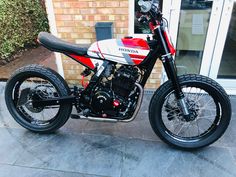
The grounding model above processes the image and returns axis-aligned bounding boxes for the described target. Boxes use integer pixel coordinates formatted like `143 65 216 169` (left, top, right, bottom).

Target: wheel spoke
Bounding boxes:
15 76 60 126
162 85 219 140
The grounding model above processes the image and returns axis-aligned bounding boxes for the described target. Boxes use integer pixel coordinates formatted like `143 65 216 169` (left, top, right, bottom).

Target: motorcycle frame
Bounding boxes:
75 22 183 97
33 21 186 119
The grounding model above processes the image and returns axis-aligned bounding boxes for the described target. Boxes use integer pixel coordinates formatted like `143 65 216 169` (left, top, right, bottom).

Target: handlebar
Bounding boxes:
137 1 175 55
137 0 163 27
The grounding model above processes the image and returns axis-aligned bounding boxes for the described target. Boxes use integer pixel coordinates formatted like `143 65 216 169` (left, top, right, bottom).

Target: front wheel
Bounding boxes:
149 74 231 150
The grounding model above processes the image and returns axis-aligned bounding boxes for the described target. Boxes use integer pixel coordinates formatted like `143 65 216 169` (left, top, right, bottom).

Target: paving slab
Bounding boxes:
0 163 104 177
163 146 236 177
121 139 236 177
13 130 124 177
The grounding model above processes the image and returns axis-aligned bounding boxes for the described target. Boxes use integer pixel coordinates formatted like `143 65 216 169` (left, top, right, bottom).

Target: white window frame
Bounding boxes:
208 0 236 94
45 0 64 78
167 0 224 79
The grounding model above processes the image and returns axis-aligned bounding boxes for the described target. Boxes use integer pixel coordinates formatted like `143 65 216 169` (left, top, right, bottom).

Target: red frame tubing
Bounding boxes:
69 54 95 70
163 31 176 55
81 75 89 88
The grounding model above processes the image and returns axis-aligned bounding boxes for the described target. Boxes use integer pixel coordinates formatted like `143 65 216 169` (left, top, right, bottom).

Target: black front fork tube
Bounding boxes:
156 25 191 120
162 55 190 119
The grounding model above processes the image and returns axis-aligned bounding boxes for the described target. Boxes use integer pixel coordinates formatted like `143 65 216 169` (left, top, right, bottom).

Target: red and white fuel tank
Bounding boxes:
87 38 150 65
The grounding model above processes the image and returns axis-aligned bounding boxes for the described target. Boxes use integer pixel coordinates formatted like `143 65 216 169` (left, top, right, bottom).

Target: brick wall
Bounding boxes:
52 0 162 88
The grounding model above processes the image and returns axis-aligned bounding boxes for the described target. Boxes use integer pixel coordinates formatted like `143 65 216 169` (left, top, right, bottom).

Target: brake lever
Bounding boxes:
138 15 149 24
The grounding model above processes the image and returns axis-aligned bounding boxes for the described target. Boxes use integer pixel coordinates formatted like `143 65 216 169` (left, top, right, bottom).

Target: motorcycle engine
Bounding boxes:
90 66 139 117
91 87 115 115
112 66 139 97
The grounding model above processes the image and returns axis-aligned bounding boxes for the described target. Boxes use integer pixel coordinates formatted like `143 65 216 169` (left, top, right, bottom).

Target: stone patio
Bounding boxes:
0 82 236 177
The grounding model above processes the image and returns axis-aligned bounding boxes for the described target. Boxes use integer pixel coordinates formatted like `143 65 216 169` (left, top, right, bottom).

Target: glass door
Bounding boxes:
209 0 236 94
168 0 224 76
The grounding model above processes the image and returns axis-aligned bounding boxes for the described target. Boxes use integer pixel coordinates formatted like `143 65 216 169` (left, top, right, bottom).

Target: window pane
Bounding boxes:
175 0 213 75
217 2 236 79
134 0 161 34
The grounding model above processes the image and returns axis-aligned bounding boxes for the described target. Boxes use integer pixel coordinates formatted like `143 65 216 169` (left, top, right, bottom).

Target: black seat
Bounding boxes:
38 32 88 56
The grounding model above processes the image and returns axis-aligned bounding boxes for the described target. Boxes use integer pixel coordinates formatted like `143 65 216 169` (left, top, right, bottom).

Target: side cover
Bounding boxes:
68 54 103 70
87 38 150 65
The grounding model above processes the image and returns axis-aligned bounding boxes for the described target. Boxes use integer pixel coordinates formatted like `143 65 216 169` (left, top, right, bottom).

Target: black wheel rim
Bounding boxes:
161 85 222 143
12 76 61 127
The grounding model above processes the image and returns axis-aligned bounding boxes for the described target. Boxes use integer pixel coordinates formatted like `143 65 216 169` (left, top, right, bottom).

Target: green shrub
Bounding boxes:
0 0 49 62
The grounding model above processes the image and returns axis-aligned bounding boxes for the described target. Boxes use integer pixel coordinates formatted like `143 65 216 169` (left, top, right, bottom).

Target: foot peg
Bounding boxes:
70 114 81 119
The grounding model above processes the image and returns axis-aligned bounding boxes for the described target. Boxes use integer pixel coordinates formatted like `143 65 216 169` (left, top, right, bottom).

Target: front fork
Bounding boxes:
156 24 190 119
162 54 190 119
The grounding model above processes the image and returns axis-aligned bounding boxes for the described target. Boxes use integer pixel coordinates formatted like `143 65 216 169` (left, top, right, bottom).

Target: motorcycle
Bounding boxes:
5 0 231 150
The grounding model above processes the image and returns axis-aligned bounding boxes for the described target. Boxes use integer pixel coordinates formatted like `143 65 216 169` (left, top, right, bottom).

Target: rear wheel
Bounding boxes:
149 74 231 150
5 65 72 133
